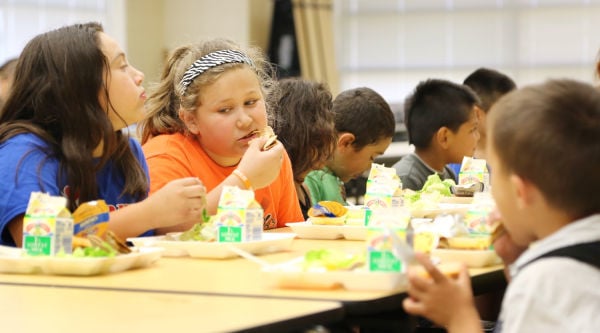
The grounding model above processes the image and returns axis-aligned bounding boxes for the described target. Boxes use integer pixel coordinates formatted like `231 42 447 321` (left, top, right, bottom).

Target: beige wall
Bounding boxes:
125 0 273 85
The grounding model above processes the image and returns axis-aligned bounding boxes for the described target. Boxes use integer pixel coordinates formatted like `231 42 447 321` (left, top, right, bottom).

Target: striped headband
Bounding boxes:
179 49 254 94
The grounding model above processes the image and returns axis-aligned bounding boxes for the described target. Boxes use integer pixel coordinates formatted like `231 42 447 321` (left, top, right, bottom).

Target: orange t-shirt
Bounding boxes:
142 132 303 229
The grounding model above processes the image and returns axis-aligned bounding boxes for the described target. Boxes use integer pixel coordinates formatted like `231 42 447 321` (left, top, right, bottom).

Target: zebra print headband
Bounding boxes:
179 49 254 94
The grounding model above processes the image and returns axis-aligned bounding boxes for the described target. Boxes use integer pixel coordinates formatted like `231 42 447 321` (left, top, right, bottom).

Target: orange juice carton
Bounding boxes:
345 205 372 226
365 207 410 272
22 192 73 256
73 200 109 238
215 186 263 242
363 163 402 209
458 156 490 190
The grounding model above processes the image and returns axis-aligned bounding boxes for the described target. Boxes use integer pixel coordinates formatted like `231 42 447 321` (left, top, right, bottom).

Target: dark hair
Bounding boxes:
0 22 147 211
332 87 395 149
269 78 335 182
489 79 600 218
139 39 276 144
404 79 480 149
463 68 516 112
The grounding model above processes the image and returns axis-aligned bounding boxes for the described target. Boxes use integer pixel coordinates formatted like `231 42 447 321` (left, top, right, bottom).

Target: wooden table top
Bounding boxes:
0 284 344 333
0 232 505 315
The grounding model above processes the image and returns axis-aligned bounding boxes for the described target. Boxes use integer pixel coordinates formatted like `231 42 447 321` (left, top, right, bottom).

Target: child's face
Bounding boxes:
98 32 146 130
446 107 480 163
188 67 267 166
330 136 392 182
488 136 535 246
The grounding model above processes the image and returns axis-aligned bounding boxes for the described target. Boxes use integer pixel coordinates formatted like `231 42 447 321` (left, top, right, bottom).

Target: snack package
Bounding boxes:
307 201 348 225
22 192 73 256
73 200 109 238
363 164 402 209
215 186 263 242
458 156 490 189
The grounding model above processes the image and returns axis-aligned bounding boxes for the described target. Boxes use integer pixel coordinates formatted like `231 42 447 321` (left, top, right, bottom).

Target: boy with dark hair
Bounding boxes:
304 87 395 205
393 79 480 190
463 67 516 160
403 79 600 333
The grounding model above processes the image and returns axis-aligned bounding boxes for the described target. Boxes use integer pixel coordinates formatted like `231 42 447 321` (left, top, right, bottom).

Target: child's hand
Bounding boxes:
148 177 207 228
403 253 481 332
237 137 284 189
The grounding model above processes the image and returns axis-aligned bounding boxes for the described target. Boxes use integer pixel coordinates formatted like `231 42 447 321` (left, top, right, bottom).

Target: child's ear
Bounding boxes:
337 133 356 150
179 108 200 134
436 127 451 148
510 174 537 209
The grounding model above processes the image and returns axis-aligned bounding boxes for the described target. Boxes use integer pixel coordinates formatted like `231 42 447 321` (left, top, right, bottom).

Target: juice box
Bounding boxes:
215 186 263 242
22 192 73 256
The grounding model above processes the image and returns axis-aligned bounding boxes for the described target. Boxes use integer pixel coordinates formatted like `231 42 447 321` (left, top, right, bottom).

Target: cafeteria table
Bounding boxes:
0 236 506 316
0 284 344 333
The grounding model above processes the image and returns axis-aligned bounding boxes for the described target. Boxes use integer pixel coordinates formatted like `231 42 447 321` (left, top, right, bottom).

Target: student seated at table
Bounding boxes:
448 68 517 177
0 23 206 247
304 87 395 205
393 79 480 190
268 78 336 219
403 79 600 333
139 39 303 232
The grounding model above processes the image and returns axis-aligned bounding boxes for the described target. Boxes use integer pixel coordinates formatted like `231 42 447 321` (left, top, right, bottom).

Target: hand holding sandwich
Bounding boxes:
236 127 284 190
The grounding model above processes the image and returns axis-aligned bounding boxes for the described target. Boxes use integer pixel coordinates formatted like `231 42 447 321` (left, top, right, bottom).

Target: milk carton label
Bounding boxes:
216 186 263 242
22 192 73 256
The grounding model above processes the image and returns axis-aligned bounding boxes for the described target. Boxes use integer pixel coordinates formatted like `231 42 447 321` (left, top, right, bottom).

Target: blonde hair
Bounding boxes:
139 38 276 144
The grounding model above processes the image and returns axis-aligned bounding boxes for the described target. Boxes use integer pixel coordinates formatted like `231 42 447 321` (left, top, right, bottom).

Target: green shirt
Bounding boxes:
304 167 347 205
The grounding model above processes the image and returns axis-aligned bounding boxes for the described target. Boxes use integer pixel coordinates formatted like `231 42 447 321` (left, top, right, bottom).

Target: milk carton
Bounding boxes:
22 192 73 256
458 156 490 190
363 164 401 209
365 207 410 272
215 186 263 242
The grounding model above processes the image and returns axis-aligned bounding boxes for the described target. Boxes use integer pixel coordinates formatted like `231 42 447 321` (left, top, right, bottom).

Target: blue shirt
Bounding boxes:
0 133 153 246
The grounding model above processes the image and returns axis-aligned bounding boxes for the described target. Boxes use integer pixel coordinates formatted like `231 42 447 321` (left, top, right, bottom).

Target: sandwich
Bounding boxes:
258 126 278 151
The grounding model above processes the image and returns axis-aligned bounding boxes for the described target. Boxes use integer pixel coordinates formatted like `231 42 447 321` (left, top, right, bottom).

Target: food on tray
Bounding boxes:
303 249 365 271
308 201 347 225
440 235 492 250
450 182 484 197
178 221 217 242
70 231 132 257
403 174 455 207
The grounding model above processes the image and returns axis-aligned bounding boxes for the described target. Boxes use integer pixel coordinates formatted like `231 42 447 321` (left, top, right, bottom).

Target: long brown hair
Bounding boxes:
0 22 147 211
268 78 335 183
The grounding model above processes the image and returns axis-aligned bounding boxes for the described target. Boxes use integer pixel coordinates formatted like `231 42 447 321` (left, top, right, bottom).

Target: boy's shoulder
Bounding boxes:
305 168 338 183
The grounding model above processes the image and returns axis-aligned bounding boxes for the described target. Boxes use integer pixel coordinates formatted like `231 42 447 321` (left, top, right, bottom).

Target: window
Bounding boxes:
334 0 600 104
0 0 124 63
